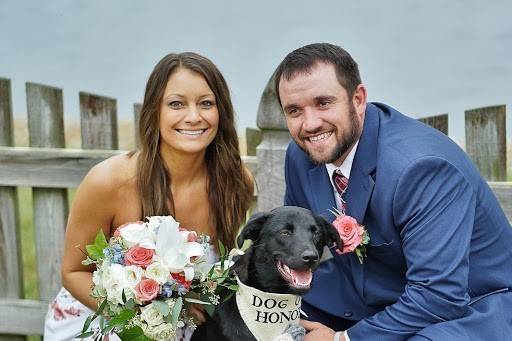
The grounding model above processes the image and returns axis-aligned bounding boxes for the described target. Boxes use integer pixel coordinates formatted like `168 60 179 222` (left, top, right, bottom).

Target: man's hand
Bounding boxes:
189 304 206 325
300 319 343 341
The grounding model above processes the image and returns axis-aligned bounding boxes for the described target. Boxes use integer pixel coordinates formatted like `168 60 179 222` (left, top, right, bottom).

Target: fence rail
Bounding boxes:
0 76 511 338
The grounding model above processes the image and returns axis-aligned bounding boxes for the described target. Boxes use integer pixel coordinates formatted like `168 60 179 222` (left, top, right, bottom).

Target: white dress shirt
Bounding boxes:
325 140 359 211
325 141 359 341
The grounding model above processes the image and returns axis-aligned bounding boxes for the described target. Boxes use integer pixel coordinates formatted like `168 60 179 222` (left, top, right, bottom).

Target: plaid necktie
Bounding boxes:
332 169 349 211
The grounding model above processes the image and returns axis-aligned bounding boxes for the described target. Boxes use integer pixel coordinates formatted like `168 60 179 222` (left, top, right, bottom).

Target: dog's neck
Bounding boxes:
235 274 302 341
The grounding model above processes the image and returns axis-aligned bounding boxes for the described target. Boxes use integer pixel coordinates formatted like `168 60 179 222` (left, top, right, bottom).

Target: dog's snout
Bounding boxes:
302 250 319 263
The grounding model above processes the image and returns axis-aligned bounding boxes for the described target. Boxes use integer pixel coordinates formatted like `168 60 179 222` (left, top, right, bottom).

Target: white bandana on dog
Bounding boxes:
235 276 302 341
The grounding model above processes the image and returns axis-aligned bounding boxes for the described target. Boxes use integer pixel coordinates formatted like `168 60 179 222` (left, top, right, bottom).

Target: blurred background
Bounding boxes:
1 0 511 150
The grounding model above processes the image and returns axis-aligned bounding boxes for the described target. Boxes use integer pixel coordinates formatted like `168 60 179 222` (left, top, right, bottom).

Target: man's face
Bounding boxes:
279 62 366 166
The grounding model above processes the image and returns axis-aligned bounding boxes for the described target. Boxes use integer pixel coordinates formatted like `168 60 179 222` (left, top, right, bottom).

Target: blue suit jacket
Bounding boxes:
284 103 512 340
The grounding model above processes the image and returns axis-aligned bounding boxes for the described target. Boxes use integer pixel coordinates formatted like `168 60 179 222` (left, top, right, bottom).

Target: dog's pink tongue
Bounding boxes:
290 269 313 285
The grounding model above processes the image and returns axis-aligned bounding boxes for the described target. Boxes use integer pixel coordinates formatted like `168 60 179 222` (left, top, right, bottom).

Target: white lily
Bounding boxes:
155 216 205 281
119 222 157 249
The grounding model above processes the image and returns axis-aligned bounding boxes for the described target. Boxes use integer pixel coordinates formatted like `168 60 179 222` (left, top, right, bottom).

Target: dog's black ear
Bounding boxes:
315 215 343 252
237 211 271 248
230 247 253 282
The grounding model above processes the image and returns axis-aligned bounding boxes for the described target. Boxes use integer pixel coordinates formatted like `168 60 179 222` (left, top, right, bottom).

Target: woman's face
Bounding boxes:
159 67 219 156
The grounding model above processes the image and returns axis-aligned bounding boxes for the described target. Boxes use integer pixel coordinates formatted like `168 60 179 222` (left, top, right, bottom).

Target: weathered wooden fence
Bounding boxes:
0 73 511 338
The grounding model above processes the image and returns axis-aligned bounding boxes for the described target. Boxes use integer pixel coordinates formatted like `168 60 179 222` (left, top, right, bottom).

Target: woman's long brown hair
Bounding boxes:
134 52 253 249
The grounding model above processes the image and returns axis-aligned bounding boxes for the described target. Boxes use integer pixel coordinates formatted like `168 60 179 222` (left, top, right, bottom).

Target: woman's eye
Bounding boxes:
169 101 183 109
201 100 215 108
280 230 291 237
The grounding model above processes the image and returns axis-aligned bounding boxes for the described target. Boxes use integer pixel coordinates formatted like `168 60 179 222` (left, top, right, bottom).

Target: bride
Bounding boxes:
44 52 254 340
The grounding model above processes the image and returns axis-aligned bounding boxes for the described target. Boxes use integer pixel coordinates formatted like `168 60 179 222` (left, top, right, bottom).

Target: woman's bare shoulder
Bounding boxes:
81 152 138 195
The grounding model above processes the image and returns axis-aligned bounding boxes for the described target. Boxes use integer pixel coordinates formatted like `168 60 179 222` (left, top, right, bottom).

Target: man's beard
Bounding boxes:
298 104 360 166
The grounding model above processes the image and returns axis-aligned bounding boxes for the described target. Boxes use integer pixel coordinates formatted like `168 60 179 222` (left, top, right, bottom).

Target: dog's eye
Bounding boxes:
279 230 291 237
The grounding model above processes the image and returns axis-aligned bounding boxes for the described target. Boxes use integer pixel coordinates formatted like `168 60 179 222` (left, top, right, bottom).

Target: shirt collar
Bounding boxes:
325 140 359 182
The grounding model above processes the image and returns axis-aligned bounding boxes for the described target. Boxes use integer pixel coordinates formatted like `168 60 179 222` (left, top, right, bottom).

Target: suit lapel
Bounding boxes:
344 103 380 299
308 165 337 221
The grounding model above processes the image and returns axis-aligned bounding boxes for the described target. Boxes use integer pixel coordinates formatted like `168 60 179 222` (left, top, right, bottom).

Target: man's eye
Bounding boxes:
169 101 183 109
287 109 300 117
279 230 291 237
318 101 330 107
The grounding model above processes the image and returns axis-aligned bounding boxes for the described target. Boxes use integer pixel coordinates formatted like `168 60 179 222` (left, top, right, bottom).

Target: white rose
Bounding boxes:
102 263 137 305
102 263 126 291
145 322 174 339
145 262 170 284
123 265 144 286
120 222 157 249
140 303 165 327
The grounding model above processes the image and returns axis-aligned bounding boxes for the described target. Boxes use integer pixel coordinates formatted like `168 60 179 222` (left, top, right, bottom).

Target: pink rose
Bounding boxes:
114 221 144 237
135 278 159 302
124 246 154 268
332 215 363 254
187 231 198 243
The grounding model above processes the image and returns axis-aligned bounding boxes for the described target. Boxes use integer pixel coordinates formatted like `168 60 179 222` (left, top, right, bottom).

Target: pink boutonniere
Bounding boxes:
330 208 370 264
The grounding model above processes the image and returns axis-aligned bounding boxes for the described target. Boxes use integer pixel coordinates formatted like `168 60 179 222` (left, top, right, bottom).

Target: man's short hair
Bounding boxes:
274 43 362 104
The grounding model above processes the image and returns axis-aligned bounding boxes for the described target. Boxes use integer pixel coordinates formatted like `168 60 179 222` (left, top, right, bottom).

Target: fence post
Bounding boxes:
246 127 263 156
79 92 118 150
465 105 507 181
418 113 448 135
134 103 142 148
26 82 68 303
0 78 24 341
255 72 291 212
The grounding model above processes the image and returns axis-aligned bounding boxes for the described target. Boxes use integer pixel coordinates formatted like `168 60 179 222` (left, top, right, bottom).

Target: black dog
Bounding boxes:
191 206 342 341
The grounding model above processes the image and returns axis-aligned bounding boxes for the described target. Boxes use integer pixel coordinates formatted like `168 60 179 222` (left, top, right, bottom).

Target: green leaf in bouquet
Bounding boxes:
204 303 215 317
163 312 173 324
117 326 150 341
86 245 104 261
81 312 101 334
75 331 95 338
171 296 183 328
153 300 170 316
101 323 115 335
96 298 108 316
94 229 109 249
124 298 135 311
218 240 226 258
108 309 136 327
184 297 212 305
122 289 127 303
225 284 239 291
81 257 95 266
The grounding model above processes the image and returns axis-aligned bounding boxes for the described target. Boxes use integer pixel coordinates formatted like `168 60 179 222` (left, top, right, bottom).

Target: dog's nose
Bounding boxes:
302 250 319 263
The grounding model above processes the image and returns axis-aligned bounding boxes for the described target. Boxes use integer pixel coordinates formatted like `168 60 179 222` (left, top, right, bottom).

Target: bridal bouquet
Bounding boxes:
78 216 241 341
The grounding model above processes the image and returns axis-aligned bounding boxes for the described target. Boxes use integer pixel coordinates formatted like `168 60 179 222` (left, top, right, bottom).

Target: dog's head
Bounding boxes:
234 206 342 295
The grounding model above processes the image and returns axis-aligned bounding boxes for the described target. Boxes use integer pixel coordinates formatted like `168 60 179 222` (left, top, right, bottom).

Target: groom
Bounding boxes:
276 43 512 340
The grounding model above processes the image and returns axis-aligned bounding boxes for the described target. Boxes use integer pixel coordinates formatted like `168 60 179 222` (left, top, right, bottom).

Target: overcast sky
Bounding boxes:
1 0 511 144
